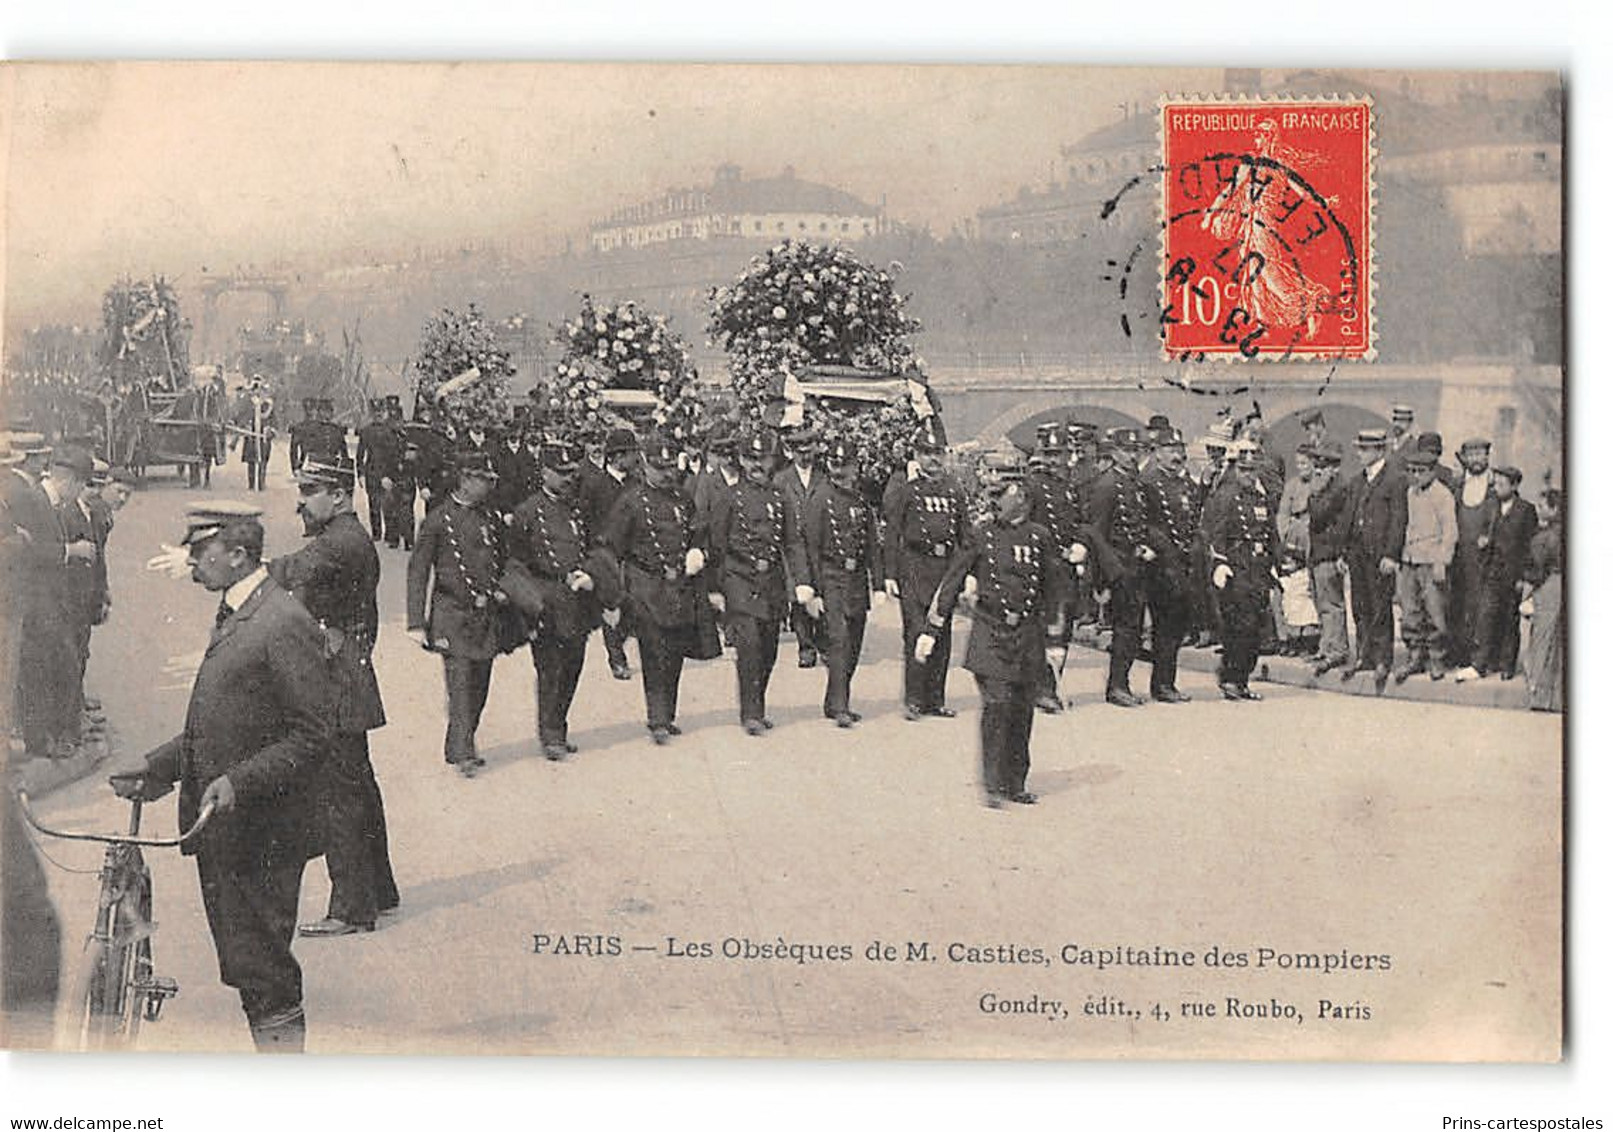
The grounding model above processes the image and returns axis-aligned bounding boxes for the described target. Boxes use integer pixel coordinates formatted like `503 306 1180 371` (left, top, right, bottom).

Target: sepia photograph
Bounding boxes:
0 9 1590 1126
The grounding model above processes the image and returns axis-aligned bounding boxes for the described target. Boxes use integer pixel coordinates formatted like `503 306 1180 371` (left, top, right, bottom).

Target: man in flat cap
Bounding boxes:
709 427 811 735
407 451 509 776
1449 437 1497 670
1395 448 1457 682
883 419 969 721
1456 466 1536 682
112 502 331 1051
1299 406 1328 449
1087 427 1153 707
1342 428 1407 693
1386 403 1417 473
273 456 399 936
603 431 709 745
509 433 623 760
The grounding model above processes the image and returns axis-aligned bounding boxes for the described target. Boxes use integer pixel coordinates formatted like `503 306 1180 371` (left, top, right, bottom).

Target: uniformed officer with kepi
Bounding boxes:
508 433 624 760
882 419 969 721
602 430 708 745
917 448 1069 807
706 427 811 736
272 455 400 935
802 438 882 727
1202 440 1280 700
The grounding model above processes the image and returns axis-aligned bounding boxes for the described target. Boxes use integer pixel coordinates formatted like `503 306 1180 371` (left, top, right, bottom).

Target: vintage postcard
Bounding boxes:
0 62 1562 1065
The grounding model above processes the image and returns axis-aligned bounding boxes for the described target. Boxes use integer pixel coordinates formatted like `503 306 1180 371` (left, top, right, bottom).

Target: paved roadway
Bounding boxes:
26 453 1561 1061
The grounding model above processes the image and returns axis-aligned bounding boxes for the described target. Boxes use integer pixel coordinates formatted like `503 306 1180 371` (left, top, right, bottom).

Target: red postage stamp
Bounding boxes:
1159 96 1374 360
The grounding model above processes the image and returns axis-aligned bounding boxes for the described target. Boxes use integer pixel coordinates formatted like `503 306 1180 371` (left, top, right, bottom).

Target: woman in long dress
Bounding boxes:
1522 488 1563 712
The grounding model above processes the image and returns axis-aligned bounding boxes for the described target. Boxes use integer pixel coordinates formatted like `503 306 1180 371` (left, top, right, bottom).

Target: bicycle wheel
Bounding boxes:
55 937 115 1051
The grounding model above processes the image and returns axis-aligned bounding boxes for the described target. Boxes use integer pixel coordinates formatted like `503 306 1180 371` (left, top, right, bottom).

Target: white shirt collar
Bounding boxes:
608 466 626 484
40 477 64 506
1364 458 1385 481
721 467 740 486
223 565 270 613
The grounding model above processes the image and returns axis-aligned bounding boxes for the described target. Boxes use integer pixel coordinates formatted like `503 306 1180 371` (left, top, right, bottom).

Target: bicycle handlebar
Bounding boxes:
13 790 216 848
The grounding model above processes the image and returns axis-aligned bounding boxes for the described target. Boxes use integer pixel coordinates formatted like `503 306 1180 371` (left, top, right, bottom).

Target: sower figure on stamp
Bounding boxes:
509 433 623 761
802 438 882 728
272 455 400 938
1140 427 1201 704
1203 442 1280 701
1341 428 1407 694
775 424 828 670
917 448 1068 809
112 502 331 1052
603 431 708 746
882 419 968 722
581 427 640 681
1087 427 1154 707
406 451 508 778
707 428 812 736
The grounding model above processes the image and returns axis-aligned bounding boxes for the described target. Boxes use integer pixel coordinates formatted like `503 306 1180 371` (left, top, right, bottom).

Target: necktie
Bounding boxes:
214 601 233 631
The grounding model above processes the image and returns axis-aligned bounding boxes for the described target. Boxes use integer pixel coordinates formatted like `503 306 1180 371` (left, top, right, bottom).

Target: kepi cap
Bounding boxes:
181 500 264 547
295 455 357 492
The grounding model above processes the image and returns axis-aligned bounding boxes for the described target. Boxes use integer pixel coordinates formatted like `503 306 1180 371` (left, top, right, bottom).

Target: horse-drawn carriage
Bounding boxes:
100 374 227 482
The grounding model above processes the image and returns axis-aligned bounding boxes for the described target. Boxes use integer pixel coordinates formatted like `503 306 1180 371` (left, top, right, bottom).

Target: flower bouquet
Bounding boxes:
99 276 191 394
411 304 515 435
708 240 936 491
541 294 705 437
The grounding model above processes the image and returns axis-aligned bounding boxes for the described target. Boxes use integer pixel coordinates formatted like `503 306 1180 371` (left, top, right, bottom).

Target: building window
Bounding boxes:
755 221 763 232
798 221 807 231
819 221 828 231
840 222 849 232
777 222 785 231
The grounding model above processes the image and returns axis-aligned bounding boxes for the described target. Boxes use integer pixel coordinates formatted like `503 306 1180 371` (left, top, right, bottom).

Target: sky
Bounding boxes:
3 62 1219 323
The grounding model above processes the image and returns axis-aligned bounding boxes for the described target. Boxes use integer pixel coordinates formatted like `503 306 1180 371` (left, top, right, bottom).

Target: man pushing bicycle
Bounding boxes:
112 501 332 1053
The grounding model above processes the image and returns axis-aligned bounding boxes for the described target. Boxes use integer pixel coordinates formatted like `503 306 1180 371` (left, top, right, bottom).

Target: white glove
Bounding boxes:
884 578 900 599
145 543 192 578
684 548 706 576
1045 646 1067 671
806 596 825 619
1065 543 1088 565
380 476 394 491
420 487 433 502
1213 563 1233 590
708 592 726 613
914 633 936 662
961 574 979 606
794 584 816 606
1138 545 1157 563
567 570 594 593
1519 596 1535 618
602 607 622 628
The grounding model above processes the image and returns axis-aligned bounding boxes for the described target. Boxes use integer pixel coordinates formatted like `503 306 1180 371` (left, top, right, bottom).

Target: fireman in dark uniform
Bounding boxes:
509 433 623 761
918 447 1069 808
802 438 881 728
582 428 640 681
1024 423 1082 712
305 399 347 465
288 398 317 472
1140 427 1201 703
706 428 811 736
602 431 708 745
1202 441 1280 700
272 455 400 936
355 398 400 543
775 424 828 669
491 410 540 520
406 451 508 776
1087 427 1153 707
882 419 969 721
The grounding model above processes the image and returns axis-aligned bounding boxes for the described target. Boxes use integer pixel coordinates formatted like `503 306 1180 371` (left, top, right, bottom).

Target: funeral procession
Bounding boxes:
0 65 1561 1061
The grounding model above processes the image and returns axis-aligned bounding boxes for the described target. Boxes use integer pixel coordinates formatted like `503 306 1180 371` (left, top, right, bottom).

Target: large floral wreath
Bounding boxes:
542 294 705 437
708 240 932 490
412 304 515 434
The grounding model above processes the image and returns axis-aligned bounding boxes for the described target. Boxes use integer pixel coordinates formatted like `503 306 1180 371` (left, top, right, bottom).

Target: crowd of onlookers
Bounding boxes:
2 432 133 765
